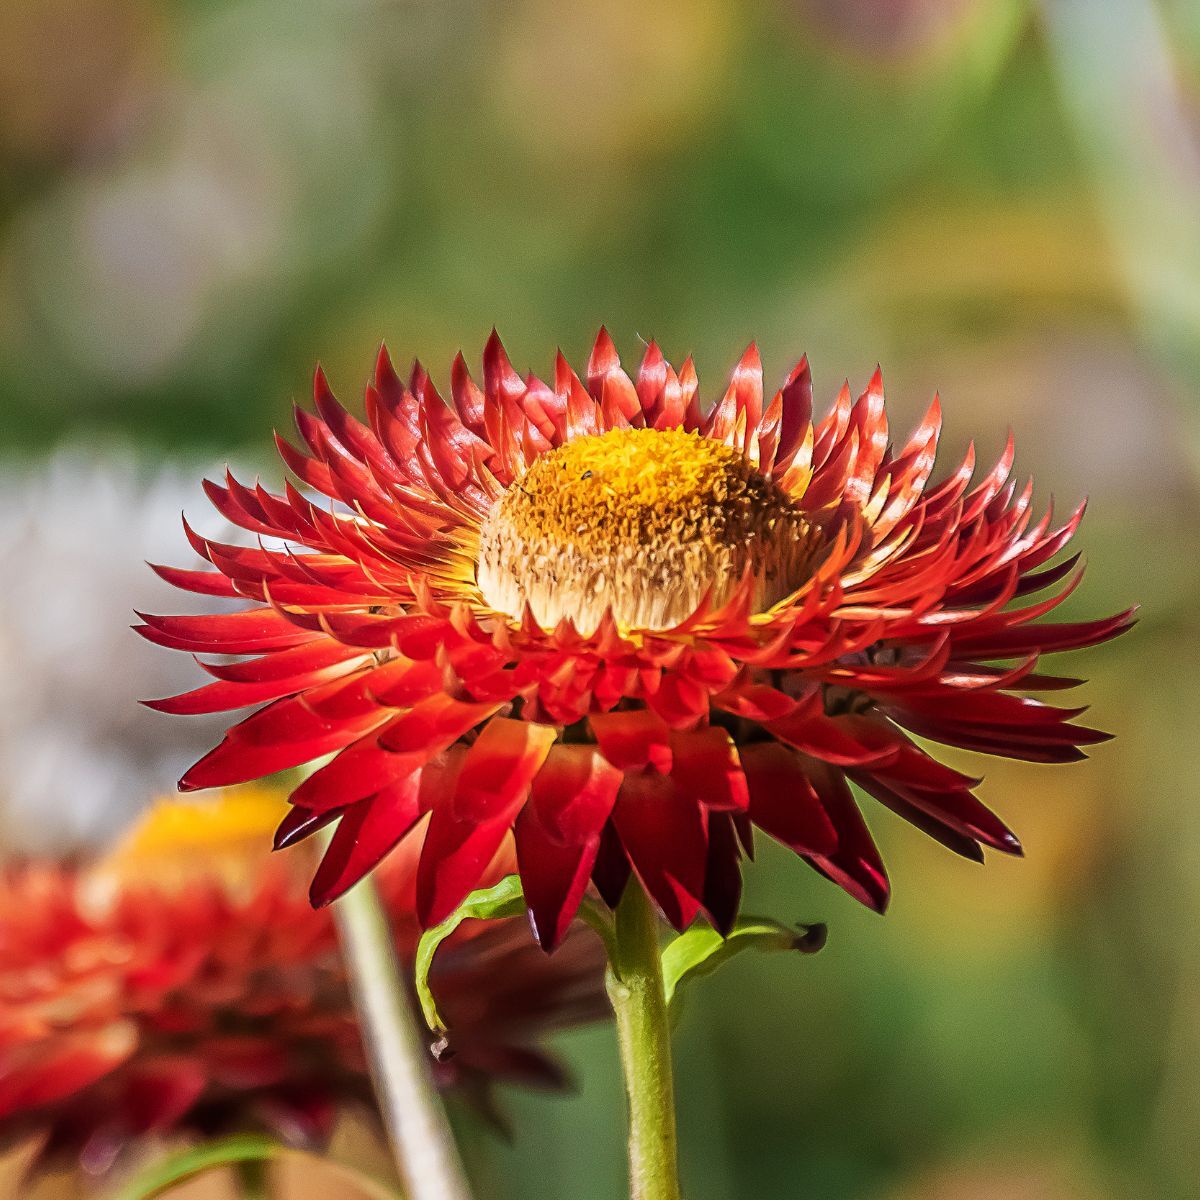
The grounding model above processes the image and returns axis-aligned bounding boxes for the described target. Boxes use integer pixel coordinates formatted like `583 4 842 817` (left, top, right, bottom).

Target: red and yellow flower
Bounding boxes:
141 331 1132 948
0 789 606 1171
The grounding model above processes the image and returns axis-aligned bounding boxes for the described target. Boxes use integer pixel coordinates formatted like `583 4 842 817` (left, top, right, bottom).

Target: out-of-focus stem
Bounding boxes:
333 876 474 1200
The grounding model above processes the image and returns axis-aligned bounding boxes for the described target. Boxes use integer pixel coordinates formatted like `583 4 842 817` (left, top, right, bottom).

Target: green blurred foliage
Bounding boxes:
2 0 1199 1197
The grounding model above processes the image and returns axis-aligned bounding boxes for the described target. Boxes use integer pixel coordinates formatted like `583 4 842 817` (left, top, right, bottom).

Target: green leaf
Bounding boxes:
109 1134 278 1200
415 874 527 1035
108 1134 403 1200
661 917 827 1008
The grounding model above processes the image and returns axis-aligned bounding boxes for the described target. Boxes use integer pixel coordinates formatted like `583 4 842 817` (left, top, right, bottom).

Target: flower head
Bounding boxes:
141 331 1132 947
0 789 607 1172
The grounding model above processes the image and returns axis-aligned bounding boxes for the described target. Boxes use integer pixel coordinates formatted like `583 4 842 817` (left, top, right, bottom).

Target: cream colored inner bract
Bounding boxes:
476 427 819 631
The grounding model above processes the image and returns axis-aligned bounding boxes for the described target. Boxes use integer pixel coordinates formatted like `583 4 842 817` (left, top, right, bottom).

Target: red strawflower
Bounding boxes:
141 331 1132 948
0 791 607 1173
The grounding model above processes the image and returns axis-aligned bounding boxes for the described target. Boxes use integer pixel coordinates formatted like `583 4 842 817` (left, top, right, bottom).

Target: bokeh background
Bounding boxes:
2 0 1198 1197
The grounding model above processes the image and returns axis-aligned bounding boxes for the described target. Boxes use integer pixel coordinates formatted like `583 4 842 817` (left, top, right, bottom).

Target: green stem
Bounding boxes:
606 882 683 1200
333 875 474 1200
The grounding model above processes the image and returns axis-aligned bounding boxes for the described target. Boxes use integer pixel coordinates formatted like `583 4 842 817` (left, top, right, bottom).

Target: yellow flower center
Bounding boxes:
89 786 293 897
476 427 819 630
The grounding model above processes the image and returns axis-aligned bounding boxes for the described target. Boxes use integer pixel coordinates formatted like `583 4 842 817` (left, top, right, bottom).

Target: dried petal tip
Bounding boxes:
794 923 828 953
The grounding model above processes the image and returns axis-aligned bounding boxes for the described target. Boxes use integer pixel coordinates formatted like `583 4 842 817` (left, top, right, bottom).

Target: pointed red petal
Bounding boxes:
310 778 424 906
702 812 743 936
450 718 557 822
590 709 672 773
740 742 838 856
803 760 890 913
415 719 555 925
669 727 749 810
515 806 600 952
611 774 708 931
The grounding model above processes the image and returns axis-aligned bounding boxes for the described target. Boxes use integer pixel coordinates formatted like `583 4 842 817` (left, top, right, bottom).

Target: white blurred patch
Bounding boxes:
0 446 237 857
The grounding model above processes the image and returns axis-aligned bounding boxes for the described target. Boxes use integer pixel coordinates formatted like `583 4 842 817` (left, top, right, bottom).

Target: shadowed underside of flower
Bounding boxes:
139 331 1133 949
0 794 607 1172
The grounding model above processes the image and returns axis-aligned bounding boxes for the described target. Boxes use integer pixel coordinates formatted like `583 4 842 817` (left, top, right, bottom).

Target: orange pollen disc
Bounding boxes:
476 427 821 630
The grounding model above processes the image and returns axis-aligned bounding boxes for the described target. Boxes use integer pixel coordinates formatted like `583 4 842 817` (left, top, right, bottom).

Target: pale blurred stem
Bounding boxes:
333 875 474 1200
235 1158 269 1200
606 882 683 1200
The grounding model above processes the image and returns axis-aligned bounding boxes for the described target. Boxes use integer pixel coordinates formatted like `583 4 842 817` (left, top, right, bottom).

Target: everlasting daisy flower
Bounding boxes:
141 331 1132 949
0 789 607 1174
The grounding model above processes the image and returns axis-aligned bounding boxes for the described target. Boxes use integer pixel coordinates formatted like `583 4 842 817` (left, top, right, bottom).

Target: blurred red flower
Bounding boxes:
0 790 607 1174
142 331 1132 947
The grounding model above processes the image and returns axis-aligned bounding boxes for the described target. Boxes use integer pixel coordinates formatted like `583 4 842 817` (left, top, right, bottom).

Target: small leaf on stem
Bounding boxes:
414 875 527 1035
661 917 827 1008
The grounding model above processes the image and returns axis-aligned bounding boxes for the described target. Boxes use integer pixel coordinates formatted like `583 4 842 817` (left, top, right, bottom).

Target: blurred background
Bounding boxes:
1 0 1197 1196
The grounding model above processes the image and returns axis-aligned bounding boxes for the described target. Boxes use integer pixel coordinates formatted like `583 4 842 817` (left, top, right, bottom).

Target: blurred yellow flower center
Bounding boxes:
477 427 819 630
91 786 292 897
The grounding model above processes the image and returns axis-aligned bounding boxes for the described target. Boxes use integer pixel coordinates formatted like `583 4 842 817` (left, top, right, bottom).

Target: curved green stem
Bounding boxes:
333 876 474 1200
606 883 683 1200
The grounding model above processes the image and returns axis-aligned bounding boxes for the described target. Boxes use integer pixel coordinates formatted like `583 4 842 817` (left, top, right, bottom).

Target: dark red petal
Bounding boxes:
740 742 838 857
309 778 424 907
825 715 980 792
590 709 672 773
528 745 623 844
449 718 557 822
702 812 744 936
767 709 901 769
877 777 1019 854
669 727 749 810
611 774 708 932
948 609 1136 658
118 1059 208 1134
774 354 813 470
514 807 600 952
591 822 631 909
802 760 890 913
273 805 340 850
257 1088 338 1146
852 776 984 862
732 810 756 860
891 690 1088 728
890 711 1103 764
